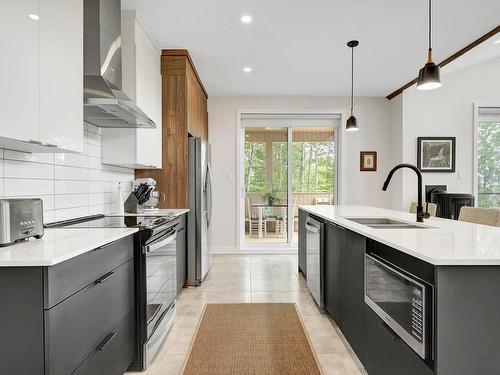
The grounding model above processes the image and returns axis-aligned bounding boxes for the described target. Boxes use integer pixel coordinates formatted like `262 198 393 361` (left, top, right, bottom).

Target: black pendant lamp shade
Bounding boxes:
417 0 441 90
346 40 359 131
346 115 358 131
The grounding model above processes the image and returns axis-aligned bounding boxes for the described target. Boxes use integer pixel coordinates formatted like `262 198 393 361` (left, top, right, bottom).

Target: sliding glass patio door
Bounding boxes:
240 113 339 249
244 126 289 244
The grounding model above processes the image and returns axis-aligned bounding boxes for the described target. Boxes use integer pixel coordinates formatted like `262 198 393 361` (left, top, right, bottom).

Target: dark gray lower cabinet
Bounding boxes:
323 223 366 363
45 260 134 375
176 214 187 293
324 223 344 324
0 235 135 375
73 311 135 375
298 209 307 277
365 308 433 375
0 267 45 375
340 228 366 362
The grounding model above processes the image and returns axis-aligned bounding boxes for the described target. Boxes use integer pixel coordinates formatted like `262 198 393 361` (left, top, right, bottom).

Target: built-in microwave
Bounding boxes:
364 253 433 360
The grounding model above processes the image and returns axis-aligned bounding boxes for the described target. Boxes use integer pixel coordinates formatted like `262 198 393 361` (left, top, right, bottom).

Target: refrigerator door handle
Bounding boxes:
206 163 213 226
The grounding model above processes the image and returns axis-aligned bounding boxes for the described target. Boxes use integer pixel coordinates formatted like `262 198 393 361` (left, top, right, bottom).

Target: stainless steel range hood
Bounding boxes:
84 0 156 128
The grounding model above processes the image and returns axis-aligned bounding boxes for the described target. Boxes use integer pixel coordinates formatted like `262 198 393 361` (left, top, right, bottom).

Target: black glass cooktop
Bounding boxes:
45 214 175 229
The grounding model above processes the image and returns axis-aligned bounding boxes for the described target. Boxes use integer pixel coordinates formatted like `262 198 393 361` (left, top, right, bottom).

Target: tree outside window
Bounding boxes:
478 122 500 208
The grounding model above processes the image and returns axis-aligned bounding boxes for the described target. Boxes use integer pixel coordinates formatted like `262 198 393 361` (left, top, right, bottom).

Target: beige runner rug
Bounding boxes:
181 303 322 375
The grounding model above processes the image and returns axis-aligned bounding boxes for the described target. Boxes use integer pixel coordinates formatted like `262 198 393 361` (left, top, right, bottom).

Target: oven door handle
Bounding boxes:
144 231 177 253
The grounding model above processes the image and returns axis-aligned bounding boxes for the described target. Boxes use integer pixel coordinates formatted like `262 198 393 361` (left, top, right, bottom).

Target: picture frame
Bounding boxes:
417 137 456 173
360 151 377 171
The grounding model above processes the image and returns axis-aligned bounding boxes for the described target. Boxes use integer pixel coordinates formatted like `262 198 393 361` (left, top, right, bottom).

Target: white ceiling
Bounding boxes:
123 0 500 97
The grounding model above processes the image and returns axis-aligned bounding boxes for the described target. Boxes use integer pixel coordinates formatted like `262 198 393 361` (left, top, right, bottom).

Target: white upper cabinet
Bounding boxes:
39 0 83 152
0 0 40 145
102 11 162 169
0 0 83 153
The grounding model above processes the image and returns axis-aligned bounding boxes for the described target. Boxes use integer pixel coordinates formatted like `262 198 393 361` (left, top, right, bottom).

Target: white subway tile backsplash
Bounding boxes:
54 206 90 222
86 144 101 158
89 181 113 193
88 204 106 216
4 159 54 179
55 180 90 195
88 192 110 206
0 128 135 223
44 210 55 223
4 179 55 196
89 168 133 182
88 156 104 170
85 131 101 146
3 150 54 164
55 193 89 210
55 165 88 181
54 152 89 168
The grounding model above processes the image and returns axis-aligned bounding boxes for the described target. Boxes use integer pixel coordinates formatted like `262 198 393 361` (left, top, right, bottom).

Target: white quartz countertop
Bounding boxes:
111 208 190 217
0 228 138 267
299 205 500 266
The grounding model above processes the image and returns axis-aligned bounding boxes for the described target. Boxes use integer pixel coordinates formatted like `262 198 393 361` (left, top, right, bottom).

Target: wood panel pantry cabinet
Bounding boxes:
0 0 84 154
101 11 162 169
135 49 208 208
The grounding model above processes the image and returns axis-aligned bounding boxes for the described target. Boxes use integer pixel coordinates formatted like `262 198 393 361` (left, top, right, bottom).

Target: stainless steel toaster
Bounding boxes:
0 199 44 246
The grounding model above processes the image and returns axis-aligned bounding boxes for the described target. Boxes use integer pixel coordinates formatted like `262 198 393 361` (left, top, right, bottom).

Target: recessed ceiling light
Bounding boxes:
28 14 39 21
241 15 252 24
243 66 252 73
494 39 500 45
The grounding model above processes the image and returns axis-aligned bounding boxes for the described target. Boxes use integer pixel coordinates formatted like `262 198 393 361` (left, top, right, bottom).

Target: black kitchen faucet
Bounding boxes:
382 163 430 223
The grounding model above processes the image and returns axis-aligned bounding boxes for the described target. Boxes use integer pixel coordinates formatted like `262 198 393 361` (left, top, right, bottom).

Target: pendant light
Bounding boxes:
346 40 359 131
417 0 441 90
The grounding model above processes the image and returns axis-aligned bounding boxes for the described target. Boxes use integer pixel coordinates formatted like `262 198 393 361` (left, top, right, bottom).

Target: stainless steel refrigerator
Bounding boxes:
187 137 213 286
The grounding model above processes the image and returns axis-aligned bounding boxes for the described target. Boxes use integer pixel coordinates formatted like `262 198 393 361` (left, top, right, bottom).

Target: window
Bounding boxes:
477 108 500 208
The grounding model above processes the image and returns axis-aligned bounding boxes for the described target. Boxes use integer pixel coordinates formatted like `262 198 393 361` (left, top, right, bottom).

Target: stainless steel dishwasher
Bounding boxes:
306 216 324 308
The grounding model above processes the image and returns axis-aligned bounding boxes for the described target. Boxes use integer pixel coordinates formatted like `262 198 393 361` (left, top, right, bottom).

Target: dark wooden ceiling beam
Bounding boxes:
386 25 500 100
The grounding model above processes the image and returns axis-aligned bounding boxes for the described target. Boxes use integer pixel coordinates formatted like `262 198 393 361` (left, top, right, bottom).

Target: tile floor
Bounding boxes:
127 254 365 375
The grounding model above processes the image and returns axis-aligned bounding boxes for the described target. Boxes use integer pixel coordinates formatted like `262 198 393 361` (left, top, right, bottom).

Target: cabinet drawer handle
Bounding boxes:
45 143 58 147
96 332 116 351
27 139 43 145
94 271 116 284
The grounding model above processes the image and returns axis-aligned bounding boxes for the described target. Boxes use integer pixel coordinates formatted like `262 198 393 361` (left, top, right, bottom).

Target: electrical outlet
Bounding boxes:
457 171 463 180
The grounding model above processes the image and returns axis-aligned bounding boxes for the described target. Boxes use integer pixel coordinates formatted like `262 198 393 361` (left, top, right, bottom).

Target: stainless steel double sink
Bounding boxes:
344 217 433 229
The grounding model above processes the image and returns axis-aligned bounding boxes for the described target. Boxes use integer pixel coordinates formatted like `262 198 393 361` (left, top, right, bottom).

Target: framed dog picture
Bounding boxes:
417 137 456 173
360 151 377 171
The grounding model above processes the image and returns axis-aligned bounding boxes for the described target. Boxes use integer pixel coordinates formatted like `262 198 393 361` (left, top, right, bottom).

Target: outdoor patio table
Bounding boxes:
251 203 288 238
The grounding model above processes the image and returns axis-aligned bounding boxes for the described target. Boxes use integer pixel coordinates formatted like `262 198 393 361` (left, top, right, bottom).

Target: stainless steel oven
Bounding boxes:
364 253 432 360
142 222 178 367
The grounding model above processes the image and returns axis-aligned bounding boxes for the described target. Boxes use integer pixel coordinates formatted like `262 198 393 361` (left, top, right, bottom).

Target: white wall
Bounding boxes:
387 95 404 210
397 57 500 210
208 96 392 252
0 123 134 223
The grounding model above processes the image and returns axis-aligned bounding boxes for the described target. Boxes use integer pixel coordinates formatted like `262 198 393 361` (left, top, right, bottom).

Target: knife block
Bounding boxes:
124 193 144 214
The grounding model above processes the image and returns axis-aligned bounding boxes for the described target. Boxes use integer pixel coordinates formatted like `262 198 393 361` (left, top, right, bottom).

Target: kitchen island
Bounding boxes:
299 205 500 375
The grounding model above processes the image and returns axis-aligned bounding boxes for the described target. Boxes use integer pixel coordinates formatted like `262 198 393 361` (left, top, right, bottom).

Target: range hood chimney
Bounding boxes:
83 0 156 128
